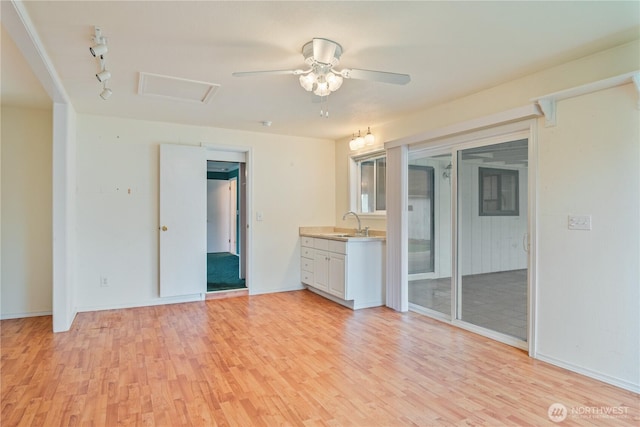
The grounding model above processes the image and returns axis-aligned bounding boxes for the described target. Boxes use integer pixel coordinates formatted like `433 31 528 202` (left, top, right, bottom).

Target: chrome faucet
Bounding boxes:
342 211 368 236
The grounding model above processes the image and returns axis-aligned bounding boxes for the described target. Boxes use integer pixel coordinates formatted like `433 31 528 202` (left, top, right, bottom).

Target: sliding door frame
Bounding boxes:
406 119 538 354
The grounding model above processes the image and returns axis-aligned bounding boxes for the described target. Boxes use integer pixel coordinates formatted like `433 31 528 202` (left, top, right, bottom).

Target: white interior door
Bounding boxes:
159 144 206 297
229 177 237 255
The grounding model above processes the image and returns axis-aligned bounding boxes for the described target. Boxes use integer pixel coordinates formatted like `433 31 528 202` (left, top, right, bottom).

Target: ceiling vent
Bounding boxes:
138 72 219 104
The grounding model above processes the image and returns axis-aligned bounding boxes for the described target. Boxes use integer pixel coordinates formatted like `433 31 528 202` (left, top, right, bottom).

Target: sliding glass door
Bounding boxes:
457 139 529 341
407 135 530 347
408 152 452 317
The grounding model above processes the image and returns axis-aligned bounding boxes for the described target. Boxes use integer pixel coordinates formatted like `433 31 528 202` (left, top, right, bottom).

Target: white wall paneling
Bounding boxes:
458 162 528 275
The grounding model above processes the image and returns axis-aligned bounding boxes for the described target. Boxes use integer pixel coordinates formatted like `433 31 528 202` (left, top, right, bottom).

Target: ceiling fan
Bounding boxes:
232 38 411 98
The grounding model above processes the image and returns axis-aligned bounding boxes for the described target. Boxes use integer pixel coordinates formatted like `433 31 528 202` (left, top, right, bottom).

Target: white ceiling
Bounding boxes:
2 1 639 140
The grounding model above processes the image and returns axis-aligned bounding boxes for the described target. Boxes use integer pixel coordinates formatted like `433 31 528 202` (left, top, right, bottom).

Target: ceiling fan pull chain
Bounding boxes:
319 96 329 118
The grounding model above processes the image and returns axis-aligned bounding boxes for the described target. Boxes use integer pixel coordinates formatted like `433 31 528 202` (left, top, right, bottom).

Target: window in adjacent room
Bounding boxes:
479 167 519 216
352 153 386 214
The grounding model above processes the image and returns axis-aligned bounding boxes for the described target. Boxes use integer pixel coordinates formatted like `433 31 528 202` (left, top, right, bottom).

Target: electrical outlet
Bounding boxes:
100 275 109 287
568 215 592 231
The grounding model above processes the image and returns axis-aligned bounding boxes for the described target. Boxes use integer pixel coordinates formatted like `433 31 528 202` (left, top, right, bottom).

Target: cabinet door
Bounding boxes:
313 250 329 291
328 253 346 299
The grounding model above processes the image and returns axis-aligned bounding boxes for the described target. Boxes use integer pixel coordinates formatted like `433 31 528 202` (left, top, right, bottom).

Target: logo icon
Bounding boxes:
548 403 568 423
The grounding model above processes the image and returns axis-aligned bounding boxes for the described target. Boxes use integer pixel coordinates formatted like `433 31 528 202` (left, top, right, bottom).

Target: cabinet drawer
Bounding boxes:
301 271 314 285
301 257 313 272
301 236 314 247
301 246 314 258
328 240 346 254
314 238 329 250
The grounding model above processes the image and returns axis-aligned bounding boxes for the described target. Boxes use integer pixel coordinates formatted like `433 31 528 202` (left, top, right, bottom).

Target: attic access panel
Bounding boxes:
138 72 219 104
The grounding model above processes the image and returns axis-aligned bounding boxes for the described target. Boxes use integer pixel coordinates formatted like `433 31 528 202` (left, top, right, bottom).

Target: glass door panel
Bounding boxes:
408 152 452 316
457 139 528 340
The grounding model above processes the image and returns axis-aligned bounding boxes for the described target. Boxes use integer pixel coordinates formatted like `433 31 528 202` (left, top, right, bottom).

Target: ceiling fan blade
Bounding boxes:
340 68 411 85
232 69 304 77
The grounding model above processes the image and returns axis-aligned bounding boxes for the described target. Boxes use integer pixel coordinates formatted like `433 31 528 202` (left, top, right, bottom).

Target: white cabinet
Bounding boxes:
327 252 346 298
300 237 314 285
300 236 385 309
312 239 346 299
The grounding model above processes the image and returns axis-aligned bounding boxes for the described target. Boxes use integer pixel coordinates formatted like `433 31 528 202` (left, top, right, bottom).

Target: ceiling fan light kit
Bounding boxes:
233 38 410 114
90 26 112 100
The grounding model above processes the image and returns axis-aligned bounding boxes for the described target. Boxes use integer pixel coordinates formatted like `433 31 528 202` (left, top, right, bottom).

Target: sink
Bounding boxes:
322 233 362 238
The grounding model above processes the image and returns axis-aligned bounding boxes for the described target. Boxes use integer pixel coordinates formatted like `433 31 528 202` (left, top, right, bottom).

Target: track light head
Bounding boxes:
100 87 113 100
90 43 108 57
96 70 111 83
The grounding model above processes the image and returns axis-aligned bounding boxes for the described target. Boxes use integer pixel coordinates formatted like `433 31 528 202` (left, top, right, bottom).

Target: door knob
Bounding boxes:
161 226 168 231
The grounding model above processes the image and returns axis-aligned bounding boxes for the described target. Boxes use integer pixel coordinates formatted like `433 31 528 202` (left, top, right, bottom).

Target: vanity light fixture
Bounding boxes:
349 128 375 151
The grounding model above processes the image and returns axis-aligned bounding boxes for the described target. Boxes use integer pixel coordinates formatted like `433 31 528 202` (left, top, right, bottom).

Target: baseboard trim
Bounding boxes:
76 294 205 313
249 284 304 296
0 310 52 320
535 352 640 394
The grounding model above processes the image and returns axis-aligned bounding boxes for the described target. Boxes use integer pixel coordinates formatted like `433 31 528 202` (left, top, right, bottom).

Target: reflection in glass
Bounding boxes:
407 153 451 316
458 139 528 340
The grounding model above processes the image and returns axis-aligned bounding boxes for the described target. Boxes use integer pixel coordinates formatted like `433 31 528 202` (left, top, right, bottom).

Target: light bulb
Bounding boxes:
364 127 375 146
349 135 358 151
299 73 315 91
326 72 343 91
355 130 365 149
314 81 330 97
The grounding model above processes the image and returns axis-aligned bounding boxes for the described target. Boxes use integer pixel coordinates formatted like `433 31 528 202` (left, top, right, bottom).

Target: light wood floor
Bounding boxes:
2 291 638 426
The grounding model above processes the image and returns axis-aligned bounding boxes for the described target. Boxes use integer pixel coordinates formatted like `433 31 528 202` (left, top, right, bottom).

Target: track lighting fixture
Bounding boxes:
89 26 113 99
100 86 113 100
90 43 108 58
96 70 111 83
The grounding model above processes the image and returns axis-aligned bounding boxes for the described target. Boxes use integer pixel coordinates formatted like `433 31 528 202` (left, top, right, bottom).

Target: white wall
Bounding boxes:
0 105 53 318
52 102 78 332
207 179 230 253
74 115 335 311
536 84 639 391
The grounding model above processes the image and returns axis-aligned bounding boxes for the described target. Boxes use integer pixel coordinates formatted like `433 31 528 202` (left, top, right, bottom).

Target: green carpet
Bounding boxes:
207 252 246 292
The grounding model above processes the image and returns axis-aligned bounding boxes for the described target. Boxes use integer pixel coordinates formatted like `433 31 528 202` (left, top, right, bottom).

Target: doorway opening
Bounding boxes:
207 160 246 292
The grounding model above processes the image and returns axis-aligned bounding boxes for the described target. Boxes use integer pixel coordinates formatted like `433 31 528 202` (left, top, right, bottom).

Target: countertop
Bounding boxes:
299 226 386 242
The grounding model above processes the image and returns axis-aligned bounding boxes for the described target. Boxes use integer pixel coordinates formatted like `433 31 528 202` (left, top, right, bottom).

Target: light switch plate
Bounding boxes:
256 211 264 221
568 215 591 230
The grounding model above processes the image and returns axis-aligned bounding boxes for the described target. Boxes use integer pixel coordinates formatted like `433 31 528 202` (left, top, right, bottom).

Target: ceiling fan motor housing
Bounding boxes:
302 38 343 67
